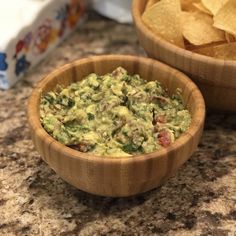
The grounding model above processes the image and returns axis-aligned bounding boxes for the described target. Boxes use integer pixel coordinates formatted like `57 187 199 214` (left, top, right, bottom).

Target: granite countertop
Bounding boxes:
0 13 236 236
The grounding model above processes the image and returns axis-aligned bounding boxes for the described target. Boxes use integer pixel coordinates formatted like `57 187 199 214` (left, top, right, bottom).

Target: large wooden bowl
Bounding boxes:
28 55 205 197
132 0 236 112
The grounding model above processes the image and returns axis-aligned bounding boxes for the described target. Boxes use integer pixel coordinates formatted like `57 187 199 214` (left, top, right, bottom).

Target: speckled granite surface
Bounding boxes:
0 13 235 236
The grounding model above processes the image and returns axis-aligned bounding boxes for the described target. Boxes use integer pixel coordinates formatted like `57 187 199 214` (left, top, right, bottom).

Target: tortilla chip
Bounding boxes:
225 32 236 43
193 2 212 15
145 0 160 10
181 0 198 11
142 0 184 48
185 41 226 51
213 0 236 36
192 42 236 60
182 11 225 45
201 0 228 15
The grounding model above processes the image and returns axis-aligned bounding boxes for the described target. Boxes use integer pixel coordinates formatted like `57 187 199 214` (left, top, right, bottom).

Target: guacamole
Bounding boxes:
40 67 191 157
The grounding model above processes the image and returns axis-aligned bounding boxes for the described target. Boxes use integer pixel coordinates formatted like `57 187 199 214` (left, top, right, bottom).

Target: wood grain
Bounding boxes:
132 0 236 112
27 55 205 197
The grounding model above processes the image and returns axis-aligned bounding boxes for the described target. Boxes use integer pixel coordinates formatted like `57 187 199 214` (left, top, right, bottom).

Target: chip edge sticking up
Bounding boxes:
213 0 236 37
142 0 184 48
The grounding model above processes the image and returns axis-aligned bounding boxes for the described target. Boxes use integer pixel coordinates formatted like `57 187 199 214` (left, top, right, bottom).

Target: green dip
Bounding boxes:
40 67 191 157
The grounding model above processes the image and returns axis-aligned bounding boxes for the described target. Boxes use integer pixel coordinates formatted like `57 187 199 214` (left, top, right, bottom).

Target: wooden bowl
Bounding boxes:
132 0 236 112
28 55 205 197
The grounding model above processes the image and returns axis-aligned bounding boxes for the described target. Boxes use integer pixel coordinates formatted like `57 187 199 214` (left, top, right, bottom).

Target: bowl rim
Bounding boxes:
132 0 236 68
28 54 205 165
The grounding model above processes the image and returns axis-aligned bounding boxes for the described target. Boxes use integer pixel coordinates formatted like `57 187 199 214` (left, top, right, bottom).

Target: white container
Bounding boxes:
92 0 132 23
0 0 86 89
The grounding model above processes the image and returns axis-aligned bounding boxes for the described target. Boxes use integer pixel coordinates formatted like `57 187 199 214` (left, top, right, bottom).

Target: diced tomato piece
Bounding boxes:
158 130 171 147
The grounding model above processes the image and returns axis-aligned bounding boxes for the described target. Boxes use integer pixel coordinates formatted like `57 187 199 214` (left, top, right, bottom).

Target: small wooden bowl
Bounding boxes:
28 55 205 197
132 0 236 112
